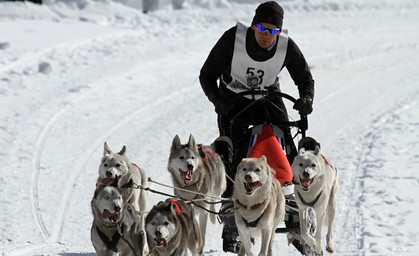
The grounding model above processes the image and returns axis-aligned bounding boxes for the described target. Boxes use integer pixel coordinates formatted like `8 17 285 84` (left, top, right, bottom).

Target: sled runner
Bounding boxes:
213 85 317 255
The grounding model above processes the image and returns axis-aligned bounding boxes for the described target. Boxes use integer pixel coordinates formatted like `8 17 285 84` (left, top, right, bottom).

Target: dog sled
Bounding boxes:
213 85 318 255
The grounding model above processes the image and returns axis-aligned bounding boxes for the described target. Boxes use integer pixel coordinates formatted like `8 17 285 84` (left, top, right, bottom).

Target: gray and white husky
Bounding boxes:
233 156 285 256
91 178 145 256
145 199 203 256
97 142 148 217
292 146 339 254
167 134 226 246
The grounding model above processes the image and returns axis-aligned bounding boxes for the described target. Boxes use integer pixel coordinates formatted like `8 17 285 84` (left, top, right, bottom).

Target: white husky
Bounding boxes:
97 142 148 220
292 146 339 254
233 156 285 256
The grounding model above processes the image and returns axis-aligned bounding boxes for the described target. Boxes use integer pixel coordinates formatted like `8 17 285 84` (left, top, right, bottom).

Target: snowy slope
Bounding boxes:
0 0 418 255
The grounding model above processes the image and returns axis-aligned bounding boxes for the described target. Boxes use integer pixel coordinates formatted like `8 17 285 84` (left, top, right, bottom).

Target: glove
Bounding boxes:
293 97 313 116
214 96 232 116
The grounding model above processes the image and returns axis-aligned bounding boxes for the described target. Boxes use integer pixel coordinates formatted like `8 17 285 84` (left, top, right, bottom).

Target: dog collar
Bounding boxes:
235 199 266 210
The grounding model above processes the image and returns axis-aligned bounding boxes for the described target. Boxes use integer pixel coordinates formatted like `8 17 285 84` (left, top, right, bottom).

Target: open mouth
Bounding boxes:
179 169 192 186
102 209 119 223
244 181 262 194
154 237 168 249
99 175 121 185
299 175 316 191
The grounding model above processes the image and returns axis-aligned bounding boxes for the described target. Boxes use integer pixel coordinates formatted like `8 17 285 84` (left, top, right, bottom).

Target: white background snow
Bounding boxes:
1 0 418 255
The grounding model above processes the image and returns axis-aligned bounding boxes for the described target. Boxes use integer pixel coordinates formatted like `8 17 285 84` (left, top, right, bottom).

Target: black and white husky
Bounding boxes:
145 199 203 256
91 178 145 256
167 134 226 246
97 142 148 220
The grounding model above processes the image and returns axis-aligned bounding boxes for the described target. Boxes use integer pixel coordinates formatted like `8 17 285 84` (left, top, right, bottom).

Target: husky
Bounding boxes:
97 142 148 218
91 177 145 256
292 145 339 254
233 156 285 256
167 134 226 245
145 199 203 256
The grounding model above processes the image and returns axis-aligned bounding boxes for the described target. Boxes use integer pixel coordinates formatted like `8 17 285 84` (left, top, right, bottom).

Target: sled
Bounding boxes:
214 85 316 255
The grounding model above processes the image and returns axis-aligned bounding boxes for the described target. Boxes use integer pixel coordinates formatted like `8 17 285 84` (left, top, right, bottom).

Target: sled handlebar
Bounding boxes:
230 87 308 137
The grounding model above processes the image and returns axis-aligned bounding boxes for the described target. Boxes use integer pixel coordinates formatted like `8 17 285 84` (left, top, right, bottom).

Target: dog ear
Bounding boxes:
260 155 267 163
188 134 196 148
118 145 126 156
314 145 320 155
104 142 113 155
298 147 306 154
171 135 181 150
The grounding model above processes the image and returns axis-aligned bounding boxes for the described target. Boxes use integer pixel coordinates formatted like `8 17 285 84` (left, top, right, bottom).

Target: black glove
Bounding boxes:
293 97 313 116
214 96 232 116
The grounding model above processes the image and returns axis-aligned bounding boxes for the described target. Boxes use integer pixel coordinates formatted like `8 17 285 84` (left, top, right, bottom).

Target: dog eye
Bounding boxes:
179 156 184 160
115 164 121 167
151 221 156 225
255 168 261 172
191 156 195 159
164 221 169 226
299 163 303 167
311 164 316 167
242 168 247 172
104 163 108 167
104 196 109 200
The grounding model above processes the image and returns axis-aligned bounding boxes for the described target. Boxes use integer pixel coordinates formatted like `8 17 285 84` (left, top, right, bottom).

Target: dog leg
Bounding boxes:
260 227 274 256
198 211 208 247
237 227 254 256
326 182 338 253
299 207 316 248
313 211 325 254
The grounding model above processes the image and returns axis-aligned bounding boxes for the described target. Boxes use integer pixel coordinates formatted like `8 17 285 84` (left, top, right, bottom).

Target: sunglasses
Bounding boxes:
255 24 280 35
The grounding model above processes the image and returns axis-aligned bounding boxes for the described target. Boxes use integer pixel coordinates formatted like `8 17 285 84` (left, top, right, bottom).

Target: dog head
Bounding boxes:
168 134 201 186
92 177 124 224
292 146 323 191
145 199 179 250
235 156 272 196
98 142 131 186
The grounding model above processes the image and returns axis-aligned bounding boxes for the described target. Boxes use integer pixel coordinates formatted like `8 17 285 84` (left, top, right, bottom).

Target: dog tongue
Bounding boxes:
301 179 311 190
156 238 168 250
100 177 115 185
102 209 117 219
179 169 192 185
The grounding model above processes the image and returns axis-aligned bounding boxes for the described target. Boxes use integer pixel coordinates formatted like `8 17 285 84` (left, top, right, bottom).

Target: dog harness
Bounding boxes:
235 199 267 228
297 191 323 207
96 224 124 252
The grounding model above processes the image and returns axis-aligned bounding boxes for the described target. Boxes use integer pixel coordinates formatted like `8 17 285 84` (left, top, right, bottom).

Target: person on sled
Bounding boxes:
199 1 315 253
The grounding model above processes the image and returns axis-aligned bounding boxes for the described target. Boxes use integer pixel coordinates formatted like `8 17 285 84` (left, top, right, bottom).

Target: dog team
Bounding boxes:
90 134 338 256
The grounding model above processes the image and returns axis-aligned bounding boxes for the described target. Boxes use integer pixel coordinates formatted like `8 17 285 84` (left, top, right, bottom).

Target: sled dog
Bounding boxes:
91 178 145 256
97 142 148 216
292 146 339 254
167 134 226 245
233 156 285 256
145 199 203 256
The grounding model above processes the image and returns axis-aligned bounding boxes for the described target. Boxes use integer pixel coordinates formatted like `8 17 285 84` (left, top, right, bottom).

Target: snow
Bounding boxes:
1 0 418 255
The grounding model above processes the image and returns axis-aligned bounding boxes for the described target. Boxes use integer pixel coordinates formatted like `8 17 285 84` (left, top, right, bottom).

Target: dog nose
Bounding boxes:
114 205 121 212
106 170 112 177
245 174 252 182
155 230 162 237
303 170 310 178
187 164 193 170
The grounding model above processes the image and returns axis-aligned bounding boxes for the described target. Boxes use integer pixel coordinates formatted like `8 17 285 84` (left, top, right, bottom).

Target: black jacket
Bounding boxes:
199 25 314 122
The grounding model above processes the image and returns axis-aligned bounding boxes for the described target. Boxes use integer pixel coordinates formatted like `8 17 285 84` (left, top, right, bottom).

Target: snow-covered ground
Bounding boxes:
1 0 418 255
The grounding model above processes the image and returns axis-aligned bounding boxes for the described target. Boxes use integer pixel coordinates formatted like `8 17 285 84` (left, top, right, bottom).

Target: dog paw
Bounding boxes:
326 245 334 253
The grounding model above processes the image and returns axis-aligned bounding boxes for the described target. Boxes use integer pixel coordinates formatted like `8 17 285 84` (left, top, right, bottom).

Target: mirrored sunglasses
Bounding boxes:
256 24 280 35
